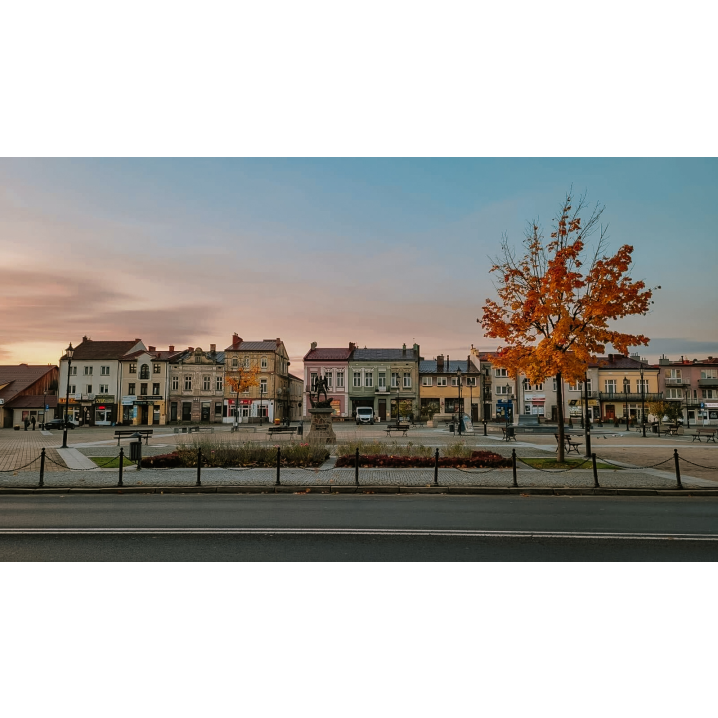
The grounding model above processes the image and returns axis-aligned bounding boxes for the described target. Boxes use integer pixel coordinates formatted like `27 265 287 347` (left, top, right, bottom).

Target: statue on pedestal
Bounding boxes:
307 375 336 443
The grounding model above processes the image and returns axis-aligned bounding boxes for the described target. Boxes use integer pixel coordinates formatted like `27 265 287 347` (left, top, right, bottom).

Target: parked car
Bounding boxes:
355 407 374 425
44 418 77 430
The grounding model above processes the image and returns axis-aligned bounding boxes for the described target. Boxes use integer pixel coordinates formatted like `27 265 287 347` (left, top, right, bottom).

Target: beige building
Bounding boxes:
166 345 226 424
224 334 291 423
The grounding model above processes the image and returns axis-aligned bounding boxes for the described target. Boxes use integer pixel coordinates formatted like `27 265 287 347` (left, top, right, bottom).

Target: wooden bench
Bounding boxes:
115 429 153 446
386 423 410 437
555 433 582 454
268 426 298 436
502 426 516 441
661 425 680 437
691 428 717 443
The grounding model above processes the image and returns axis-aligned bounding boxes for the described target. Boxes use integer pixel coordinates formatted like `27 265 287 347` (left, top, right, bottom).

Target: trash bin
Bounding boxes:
651 423 658 434
297 424 303 436
129 440 142 462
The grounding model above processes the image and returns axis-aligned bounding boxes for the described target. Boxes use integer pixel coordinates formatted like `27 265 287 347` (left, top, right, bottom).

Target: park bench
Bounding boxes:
502 426 516 441
691 428 717 443
115 429 153 446
385 423 410 437
555 433 582 454
268 426 299 437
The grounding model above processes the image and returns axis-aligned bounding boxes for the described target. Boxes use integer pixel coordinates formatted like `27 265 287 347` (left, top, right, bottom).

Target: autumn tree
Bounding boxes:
226 363 260 425
647 400 682 429
479 191 656 462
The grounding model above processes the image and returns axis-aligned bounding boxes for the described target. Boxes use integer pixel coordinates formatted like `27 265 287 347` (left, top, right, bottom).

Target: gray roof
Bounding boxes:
420 360 478 374
351 348 419 362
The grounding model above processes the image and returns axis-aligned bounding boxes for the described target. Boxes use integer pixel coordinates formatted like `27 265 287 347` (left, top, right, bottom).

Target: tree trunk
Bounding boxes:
556 371 565 463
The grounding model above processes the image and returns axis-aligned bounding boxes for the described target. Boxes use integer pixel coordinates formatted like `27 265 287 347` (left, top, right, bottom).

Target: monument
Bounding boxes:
306 376 336 444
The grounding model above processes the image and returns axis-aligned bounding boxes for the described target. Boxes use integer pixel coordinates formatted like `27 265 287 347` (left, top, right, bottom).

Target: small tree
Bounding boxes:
226 364 260 425
648 400 682 428
480 191 656 461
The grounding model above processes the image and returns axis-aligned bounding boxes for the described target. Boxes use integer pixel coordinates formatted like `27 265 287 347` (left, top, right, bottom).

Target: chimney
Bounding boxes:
276 337 281 346
681 356 684 362
437 354 444 371
135 338 140 343
467 355 471 372
232 333 241 347
82 335 88 342
349 342 356 351
148 346 156 352
169 345 175 352
188 347 194 352
210 344 216 353
311 342 317 351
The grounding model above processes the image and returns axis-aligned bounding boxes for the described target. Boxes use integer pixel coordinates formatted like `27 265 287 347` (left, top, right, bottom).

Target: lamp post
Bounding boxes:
456 367 463 436
623 376 629 430
640 364 647 437
505 383 512 428
685 387 690 429
61 342 74 448
583 373 592 457
260 381 264 427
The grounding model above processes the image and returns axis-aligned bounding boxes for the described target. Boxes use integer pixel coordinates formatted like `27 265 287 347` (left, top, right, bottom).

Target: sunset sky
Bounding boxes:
2 157 717 370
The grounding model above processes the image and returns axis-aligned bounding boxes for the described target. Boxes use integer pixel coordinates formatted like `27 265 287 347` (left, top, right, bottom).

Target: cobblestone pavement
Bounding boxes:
2 422 715 485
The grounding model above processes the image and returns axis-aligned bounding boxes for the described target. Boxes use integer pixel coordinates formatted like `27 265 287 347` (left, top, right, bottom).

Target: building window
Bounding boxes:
701 369 718 379
336 371 344 388
140 365 150 379
666 388 682 399
243 357 250 369
378 373 386 389
84 366 93 375
391 372 399 388
151 383 159 395
171 376 179 391
365 372 373 388
451 377 459 387
422 376 432 387
552 379 557 391
99 384 109 394
353 372 362 387
216 376 223 392
260 379 267 394
325 372 333 388
184 376 192 391
261 356 268 370
140 383 147 395
101 366 110 375
495 385 510 395
69 365 77 376
153 363 161 374
637 380 649 392
495 368 508 378
232 357 238 368
437 377 447 387
702 389 717 399
215 402 222 416
86 385 93 394
129 363 137 374
128 383 136 395
203 376 211 391
623 379 631 392
69 385 76 395
534 383 543 391
466 377 476 386
310 373 318 390
604 380 616 394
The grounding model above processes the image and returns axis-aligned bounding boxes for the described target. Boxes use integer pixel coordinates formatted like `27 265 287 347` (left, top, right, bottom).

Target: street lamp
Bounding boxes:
623 376 630 430
482 367 490 435
583 373 592 457
62 342 74 448
456 367 463 436
685 387 691 429
505 383 512 428
640 364 647 437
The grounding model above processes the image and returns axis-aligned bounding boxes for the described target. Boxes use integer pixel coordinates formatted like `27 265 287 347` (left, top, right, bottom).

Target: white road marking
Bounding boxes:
1 528 718 540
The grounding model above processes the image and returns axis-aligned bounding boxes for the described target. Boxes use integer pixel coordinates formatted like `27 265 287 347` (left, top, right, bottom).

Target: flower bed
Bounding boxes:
335 450 511 469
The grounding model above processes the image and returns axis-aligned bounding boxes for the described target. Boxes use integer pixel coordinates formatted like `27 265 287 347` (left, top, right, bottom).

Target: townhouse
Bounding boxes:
224 334 291 423
657 355 718 425
302 343 354 418
167 345 225 424
57 337 145 426
419 355 481 422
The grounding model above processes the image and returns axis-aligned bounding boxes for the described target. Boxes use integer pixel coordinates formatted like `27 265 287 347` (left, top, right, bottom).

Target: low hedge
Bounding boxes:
335 450 511 469
140 449 329 469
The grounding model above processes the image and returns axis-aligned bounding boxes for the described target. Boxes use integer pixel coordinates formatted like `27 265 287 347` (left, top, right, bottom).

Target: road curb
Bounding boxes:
0 486 717 497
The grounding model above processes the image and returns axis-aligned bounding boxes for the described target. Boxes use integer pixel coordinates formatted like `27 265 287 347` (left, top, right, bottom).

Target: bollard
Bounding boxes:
196 447 202 487
483 420 487 437
434 448 439 486
39 447 45 488
511 449 518 488
355 448 359 487
674 449 683 490
276 446 281 486
592 453 599 488
118 447 124 487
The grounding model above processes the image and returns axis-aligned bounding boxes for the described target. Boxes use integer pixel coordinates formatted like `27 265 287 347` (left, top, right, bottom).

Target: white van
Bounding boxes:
355 407 374 425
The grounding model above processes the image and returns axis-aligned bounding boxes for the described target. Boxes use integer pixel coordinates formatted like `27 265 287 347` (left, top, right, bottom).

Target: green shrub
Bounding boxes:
174 438 327 467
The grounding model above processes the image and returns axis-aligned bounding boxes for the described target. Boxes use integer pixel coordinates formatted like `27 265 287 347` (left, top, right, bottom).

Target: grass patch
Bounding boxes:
521 457 618 470
88 456 134 468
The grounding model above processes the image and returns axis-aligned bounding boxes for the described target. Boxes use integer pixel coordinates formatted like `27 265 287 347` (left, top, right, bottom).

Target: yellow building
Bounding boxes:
595 354 660 423
419 355 481 422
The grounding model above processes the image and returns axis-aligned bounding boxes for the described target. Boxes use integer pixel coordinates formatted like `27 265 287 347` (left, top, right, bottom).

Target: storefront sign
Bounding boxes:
94 395 115 404
138 395 163 401
705 402 718 408
58 397 78 404
122 396 136 405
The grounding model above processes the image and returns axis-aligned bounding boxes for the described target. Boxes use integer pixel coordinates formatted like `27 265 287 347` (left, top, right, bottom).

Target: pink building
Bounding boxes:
657 355 718 425
302 343 355 418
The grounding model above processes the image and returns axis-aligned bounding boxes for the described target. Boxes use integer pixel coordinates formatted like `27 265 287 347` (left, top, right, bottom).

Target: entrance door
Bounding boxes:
182 402 192 421
378 399 386 421
170 403 177 422
140 405 149 425
471 403 479 422
201 402 210 422
605 405 615 420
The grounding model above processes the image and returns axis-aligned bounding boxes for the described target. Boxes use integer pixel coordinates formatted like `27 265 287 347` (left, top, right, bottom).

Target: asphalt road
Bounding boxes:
2 494 718 560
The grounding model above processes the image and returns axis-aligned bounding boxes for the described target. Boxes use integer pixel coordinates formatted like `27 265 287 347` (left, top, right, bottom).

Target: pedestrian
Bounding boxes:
24 417 30 431
31 415 36 430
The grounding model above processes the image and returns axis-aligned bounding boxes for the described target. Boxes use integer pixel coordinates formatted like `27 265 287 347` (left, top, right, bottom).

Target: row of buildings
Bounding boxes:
1 336 717 428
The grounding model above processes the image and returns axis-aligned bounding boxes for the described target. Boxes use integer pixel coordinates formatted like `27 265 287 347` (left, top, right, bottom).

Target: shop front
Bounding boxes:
93 395 116 426
496 399 513 422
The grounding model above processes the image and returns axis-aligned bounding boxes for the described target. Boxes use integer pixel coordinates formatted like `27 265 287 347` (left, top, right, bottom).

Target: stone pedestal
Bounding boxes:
518 414 540 426
307 407 336 444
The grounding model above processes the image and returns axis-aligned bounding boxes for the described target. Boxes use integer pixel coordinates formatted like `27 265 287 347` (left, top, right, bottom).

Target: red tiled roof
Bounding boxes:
0 365 58 403
303 348 353 361
64 340 141 361
5 394 59 409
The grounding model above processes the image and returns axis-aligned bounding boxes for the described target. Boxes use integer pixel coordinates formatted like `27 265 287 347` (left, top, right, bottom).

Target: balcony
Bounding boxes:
375 387 390 393
599 392 663 402
664 377 689 386
698 378 718 387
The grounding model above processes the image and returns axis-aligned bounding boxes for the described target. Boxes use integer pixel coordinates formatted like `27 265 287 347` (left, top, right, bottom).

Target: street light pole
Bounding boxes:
641 364 646 437
584 372 592 457
456 367 462 437
61 342 74 449
624 376 629 430
505 383 511 428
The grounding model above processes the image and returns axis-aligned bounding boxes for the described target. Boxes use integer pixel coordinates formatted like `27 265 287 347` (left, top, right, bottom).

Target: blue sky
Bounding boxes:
2 158 716 367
